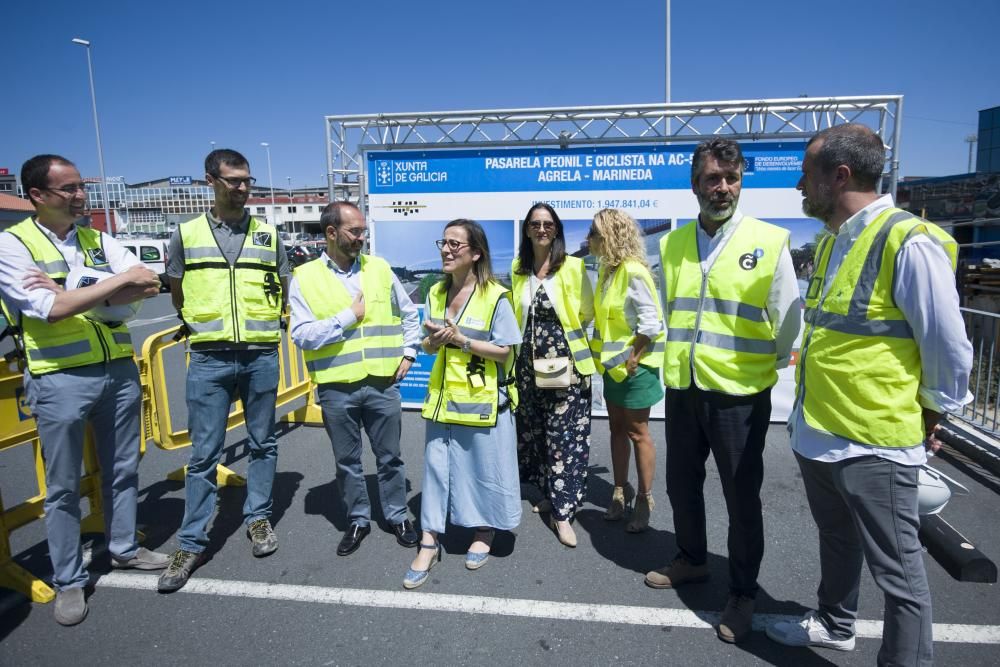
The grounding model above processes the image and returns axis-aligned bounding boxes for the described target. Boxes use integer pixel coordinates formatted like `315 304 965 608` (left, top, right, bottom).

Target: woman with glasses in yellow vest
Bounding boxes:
511 203 595 548
404 219 522 589
588 209 665 533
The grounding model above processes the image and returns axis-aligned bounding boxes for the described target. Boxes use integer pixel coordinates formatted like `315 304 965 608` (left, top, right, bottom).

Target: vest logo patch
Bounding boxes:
252 231 272 247
86 247 108 265
738 253 758 270
76 275 99 288
464 316 485 327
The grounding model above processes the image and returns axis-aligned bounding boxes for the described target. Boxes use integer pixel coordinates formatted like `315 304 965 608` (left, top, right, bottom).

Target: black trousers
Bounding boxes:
664 385 771 597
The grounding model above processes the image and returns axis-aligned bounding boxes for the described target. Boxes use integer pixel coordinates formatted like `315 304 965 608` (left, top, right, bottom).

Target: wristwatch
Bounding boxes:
461 338 472 354
402 355 416 362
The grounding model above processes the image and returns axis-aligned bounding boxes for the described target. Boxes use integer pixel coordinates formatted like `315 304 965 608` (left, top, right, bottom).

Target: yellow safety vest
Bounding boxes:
4 217 132 375
421 280 517 427
510 255 596 376
797 208 958 448
660 216 789 395
591 260 665 383
293 255 404 383
180 215 282 343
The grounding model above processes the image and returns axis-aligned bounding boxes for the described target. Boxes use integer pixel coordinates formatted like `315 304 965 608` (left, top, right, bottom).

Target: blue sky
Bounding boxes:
3 0 997 188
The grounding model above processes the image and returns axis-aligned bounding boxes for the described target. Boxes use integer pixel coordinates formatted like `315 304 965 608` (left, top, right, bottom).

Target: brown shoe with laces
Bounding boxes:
718 594 755 643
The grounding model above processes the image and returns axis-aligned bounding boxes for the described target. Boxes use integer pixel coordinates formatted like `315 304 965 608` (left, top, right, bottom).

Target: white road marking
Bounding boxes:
98 572 1000 644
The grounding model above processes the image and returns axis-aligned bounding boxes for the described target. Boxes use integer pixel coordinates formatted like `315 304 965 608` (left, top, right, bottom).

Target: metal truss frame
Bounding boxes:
325 94 903 201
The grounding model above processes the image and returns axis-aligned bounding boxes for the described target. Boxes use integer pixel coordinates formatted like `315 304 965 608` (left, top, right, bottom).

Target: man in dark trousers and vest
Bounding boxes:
648 138 801 643
0 154 168 625
766 124 972 666
158 148 290 592
289 201 420 556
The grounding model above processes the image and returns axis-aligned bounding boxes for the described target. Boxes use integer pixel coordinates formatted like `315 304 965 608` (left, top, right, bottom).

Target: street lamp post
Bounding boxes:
71 37 114 237
261 142 276 226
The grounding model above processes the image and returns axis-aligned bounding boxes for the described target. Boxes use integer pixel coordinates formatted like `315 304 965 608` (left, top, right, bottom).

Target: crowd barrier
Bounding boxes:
0 318 321 602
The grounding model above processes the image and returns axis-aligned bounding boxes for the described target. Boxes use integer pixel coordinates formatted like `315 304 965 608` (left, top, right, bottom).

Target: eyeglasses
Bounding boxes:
527 220 556 231
213 175 257 188
435 239 469 251
43 183 88 196
341 227 368 240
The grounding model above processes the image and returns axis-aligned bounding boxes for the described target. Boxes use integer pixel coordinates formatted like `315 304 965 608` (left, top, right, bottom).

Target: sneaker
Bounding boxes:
53 587 88 626
644 556 710 589
247 518 278 557
717 594 755 643
765 610 856 651
111 547 170 570
157 550 206 593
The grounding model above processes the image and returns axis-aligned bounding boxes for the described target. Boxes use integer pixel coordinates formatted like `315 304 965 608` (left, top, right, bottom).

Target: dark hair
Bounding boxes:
440 219 495 291
319 201 361 231
806 123 885 191
515 203 566 275
21 154 74 207
205 148 249 177
691 138 744 183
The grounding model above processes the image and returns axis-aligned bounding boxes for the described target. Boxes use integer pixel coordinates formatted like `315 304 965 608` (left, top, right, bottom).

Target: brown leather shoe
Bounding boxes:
644 557 709 589
717 594 755 643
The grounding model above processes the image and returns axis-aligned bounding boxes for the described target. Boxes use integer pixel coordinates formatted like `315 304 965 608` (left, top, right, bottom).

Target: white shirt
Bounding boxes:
789 195 974 465
0 218 142 322
659 208 803 369
288 252 420 357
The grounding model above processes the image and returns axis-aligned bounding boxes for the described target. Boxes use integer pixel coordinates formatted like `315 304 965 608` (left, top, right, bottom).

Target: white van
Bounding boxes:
119 239 169 275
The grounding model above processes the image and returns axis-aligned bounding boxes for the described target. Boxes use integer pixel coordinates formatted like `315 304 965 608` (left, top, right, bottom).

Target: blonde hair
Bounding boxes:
592 208 649 288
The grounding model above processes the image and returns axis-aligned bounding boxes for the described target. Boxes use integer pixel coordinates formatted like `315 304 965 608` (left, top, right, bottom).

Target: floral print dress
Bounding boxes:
516 283 592 521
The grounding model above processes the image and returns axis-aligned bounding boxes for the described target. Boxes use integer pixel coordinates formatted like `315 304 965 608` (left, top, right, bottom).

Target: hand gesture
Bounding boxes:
350 291 365 320
22 268 64 293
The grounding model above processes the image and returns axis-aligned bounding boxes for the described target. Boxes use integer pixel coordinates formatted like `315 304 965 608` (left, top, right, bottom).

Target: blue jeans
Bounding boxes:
178 349 279 553
25 358 142 590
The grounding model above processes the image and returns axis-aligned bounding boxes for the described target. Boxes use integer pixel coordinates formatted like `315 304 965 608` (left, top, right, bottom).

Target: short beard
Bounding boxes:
696 192 737 223
802 185 835 223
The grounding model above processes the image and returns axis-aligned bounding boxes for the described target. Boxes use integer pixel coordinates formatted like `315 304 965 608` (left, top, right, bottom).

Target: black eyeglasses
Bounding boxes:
213 175 257 188
527 220 556 231
435 239 469 251
44 183 88 196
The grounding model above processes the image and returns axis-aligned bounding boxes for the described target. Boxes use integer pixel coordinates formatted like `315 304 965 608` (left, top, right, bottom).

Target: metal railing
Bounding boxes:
960 306 1000 435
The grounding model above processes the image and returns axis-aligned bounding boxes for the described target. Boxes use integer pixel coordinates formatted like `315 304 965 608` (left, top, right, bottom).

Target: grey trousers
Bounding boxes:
796 453 933 667
317 377 408 528
25 358 142 590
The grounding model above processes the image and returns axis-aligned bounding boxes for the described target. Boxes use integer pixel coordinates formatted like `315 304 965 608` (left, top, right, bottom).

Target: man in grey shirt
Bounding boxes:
158 148 290 593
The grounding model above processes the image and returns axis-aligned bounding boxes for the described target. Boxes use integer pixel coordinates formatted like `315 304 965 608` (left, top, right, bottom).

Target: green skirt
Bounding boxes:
602 364 664 409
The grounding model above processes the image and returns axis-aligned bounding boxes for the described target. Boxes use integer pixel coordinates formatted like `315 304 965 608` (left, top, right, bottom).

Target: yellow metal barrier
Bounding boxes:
0 359 145 603
139 321 322 485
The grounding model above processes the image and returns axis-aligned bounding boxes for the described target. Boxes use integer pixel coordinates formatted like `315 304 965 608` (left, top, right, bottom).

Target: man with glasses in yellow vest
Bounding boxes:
766 124 972 665
0 154 168 625
289 202 421 556
647 138 802 644
158 149 290 592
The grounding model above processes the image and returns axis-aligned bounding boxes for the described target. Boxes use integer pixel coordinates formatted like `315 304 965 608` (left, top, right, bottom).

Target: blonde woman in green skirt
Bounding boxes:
588 209 665 533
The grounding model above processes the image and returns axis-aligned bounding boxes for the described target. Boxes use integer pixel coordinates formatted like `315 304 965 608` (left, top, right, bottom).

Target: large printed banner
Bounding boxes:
365 142 822 420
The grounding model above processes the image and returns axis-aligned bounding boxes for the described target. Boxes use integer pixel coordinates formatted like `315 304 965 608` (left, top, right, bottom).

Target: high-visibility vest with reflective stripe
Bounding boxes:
421 280 517 427
797 208 958 448
4 217 132 374
660 216 788 395
180 215 282 343
591 260 665 383
510 255 596 376
293 254 404 383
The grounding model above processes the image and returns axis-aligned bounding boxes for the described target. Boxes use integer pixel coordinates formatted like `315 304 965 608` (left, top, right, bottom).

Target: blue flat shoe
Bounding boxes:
403 542 441 590
465 528 495 571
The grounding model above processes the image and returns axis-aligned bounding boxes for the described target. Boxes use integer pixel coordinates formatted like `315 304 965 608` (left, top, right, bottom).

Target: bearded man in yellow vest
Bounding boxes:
289 202 421 556
646 138 802 644
0 155 167 625
158 149 290 593
765 124 972 665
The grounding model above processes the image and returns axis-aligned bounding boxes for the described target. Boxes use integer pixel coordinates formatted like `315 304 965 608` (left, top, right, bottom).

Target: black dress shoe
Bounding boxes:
392 519 419 548
337 523 371 556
